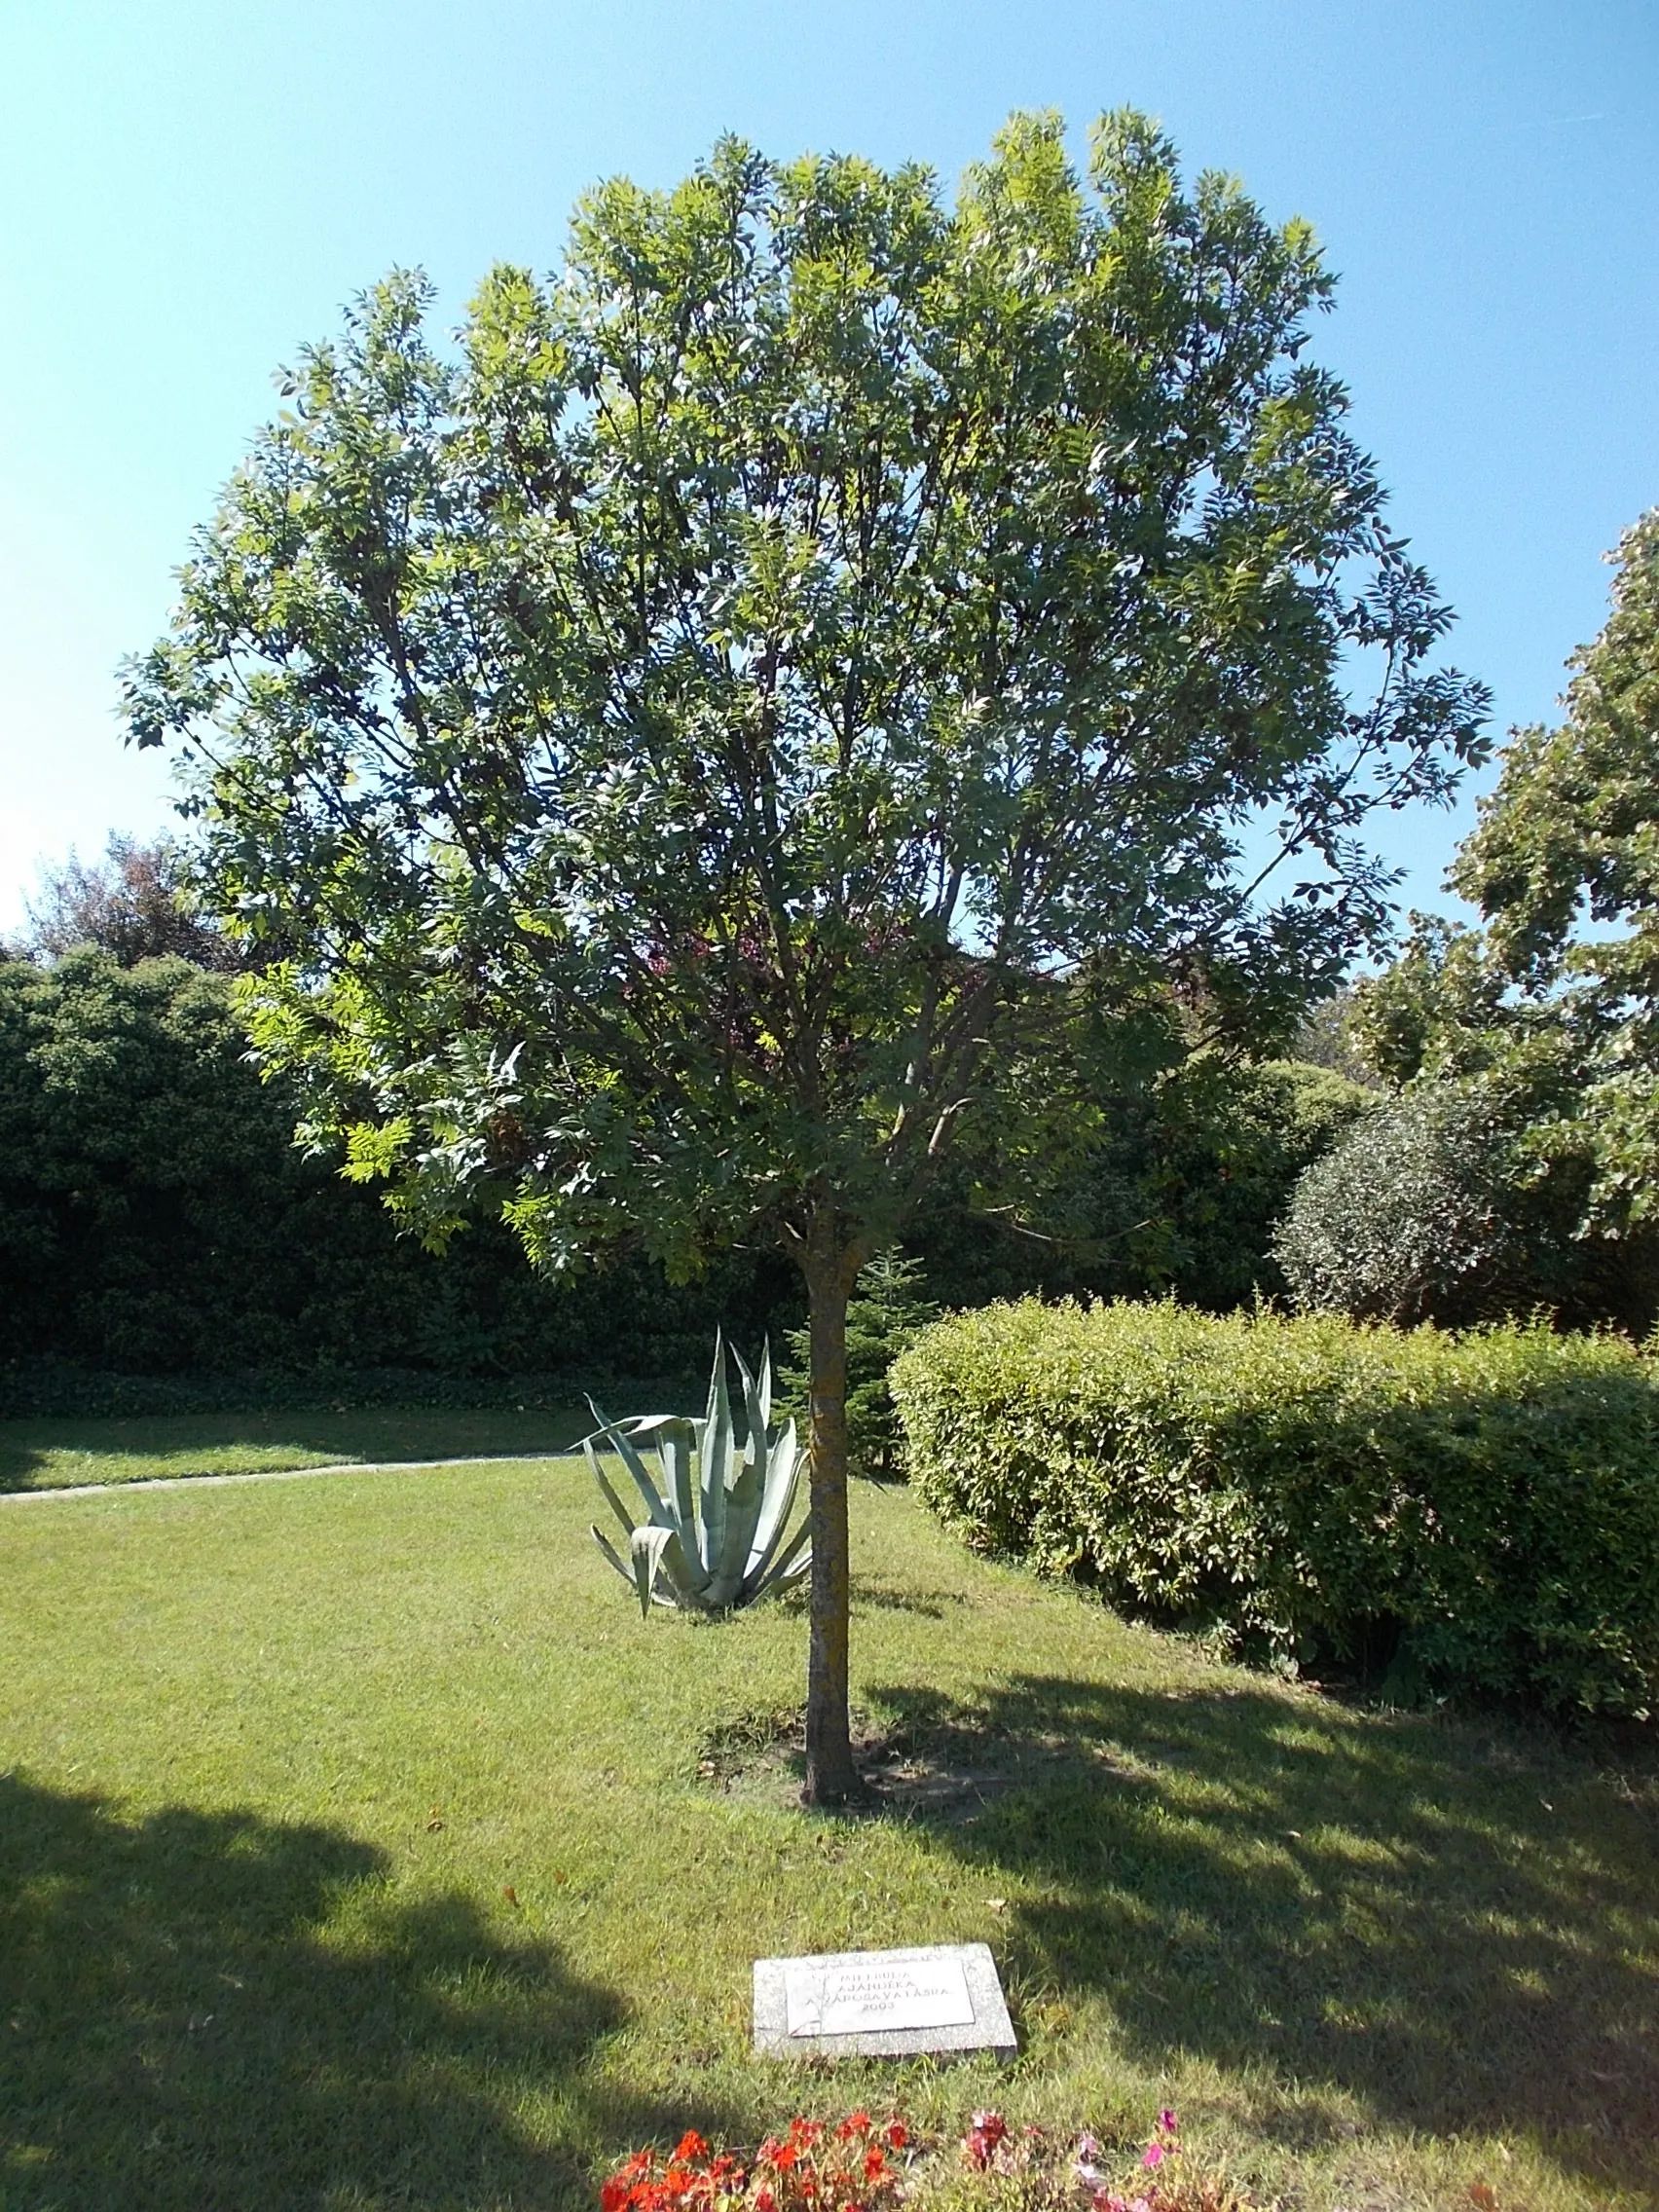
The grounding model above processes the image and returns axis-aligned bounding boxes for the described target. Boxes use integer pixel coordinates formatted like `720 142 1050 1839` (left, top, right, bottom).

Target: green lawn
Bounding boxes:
0 1407 602 1492
2 1452 1654 2212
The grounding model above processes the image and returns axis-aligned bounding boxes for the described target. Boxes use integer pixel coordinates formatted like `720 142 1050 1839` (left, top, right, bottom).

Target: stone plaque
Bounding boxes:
754 1942 1015 2058
786 1951 975 2038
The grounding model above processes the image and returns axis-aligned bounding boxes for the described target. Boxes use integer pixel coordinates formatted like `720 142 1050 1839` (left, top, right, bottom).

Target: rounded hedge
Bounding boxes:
1273 1074 1659 1334
1272 1084 1518 1327
891 1298 1659 1716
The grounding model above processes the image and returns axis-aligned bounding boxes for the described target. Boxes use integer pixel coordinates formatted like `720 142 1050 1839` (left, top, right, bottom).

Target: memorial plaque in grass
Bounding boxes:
753 1942 1015 2059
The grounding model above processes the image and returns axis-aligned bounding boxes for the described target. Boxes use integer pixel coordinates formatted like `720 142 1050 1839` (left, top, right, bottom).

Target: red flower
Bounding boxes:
603 2113 911 2212
964 2111 1009 2170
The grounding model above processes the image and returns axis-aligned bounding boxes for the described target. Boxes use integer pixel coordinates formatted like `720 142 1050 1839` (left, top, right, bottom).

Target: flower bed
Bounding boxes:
602 2115 908 2212
598 2109 1256 2212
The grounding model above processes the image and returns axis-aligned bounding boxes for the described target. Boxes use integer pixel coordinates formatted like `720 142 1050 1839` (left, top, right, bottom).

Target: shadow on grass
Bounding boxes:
849 1576 971 1619
0 1408 596 1493
864 1677 1658 2194
0 1774 722 2211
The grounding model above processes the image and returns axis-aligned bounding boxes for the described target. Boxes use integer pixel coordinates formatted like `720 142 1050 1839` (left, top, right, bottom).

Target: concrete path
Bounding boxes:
0 1451 570 1505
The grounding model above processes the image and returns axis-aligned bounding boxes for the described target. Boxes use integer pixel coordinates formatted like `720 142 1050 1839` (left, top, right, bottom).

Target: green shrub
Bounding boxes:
892 1298 1659 1716
1274 1072 1659 1334
1273 1084 1526 1327
914 1056 1373 1316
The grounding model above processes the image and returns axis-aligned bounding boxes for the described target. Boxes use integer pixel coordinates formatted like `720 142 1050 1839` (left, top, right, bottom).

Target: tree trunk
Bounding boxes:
801 1225 864 1807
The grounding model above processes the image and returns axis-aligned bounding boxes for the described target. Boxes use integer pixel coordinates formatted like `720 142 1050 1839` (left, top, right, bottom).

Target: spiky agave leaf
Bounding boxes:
712 1342 770 1606
699 1333 732 1582
584 1400 672 1527
744 1416 803 1594
629 1525 681 1618
590 1522 633 1587
583 1439 645 1547
582 1334 809 1615
749 1516 813 1601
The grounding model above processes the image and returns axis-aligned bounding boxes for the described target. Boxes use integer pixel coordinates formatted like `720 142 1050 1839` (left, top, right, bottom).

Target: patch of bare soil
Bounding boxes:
693 1702 1073 1821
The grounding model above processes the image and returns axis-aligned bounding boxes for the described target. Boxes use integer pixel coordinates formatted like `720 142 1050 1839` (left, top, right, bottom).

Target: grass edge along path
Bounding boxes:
3 1452 1655 2212
0 1448 568 1503
0 1402 632 1493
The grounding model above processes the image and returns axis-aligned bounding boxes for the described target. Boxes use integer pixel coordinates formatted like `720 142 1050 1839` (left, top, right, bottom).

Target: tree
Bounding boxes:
24 834 242 971
1339 508 1659 1328
1449 506 1659 1232
125 115 1487 1801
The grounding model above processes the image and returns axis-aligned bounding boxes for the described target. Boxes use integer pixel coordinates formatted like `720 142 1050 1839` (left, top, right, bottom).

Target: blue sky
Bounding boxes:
2 0 1654 939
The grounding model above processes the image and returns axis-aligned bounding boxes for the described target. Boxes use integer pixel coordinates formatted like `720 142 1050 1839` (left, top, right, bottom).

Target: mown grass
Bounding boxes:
2 1451 1655 2212
0 1407 605 1492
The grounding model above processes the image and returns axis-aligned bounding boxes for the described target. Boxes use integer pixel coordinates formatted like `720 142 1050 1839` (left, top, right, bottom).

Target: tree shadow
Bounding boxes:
0 1774 725 2210
862 1677 1658 2195
849 1576 970 1619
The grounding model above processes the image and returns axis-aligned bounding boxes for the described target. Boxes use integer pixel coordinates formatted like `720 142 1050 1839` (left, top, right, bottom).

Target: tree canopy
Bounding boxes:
126 112 1487 1798
23 834 241 971
1352 508 1659 1274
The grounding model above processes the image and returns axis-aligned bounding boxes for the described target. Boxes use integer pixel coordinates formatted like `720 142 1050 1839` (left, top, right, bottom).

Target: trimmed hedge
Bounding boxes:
0 950 794 1381
892 1299 1659 1716
0 1363 688 1422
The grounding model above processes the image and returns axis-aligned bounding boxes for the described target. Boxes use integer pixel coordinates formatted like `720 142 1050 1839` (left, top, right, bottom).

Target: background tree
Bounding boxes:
126 114 1486 1801
24 834 241 971
1290 984 1384 1088
1450 506 1659 1233
1311 508 1659 1336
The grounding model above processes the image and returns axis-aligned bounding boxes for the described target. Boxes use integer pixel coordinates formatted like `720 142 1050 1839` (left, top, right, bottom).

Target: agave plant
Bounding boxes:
584 1334 811 1615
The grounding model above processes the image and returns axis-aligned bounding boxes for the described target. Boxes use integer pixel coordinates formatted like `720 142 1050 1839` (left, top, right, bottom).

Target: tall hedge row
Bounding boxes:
892 1299 1659 1716
0 952 1367 1389
0 950 788 1383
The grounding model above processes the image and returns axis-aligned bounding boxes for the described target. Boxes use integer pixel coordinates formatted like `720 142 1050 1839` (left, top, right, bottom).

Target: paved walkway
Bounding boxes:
0 1451 568 1505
